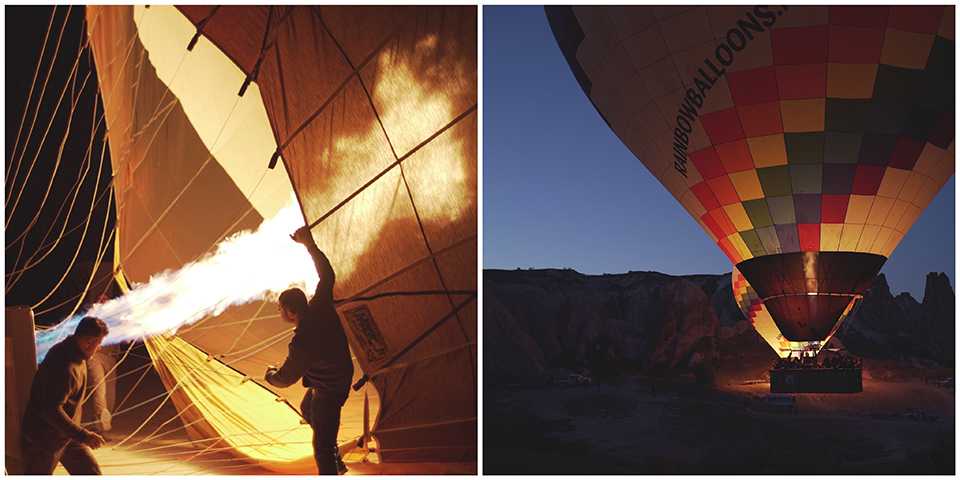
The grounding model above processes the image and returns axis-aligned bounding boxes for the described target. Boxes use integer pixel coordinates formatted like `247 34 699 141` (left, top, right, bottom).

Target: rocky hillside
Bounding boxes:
484 268 954 385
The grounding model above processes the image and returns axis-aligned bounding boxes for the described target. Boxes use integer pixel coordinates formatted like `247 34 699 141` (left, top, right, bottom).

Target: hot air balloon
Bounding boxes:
547 6 954 353
10 4 475 474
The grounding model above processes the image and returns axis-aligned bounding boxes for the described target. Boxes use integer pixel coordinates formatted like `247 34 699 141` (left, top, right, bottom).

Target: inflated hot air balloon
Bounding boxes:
86 5 476 473
547 5 954 348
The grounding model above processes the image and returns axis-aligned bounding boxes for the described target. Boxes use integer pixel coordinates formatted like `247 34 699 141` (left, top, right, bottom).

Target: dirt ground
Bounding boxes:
484 373 955 475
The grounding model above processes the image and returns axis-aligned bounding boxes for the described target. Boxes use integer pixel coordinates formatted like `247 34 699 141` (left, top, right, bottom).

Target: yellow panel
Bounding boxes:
728 233 751 263
930 150 955 187
857 224 882 252
896 204 922 233
884 199 910 231
728 170 765 201
723 203 754 231
844 195 874 224
820 223 843 252
913 143 944 176
876 167 909 199
880 229 905 257
826 63 878 99
747 134 788 168
916 177 940 210
780 98 825 133
871 226 894 255
899 171 927 204
839 223 864 251
866 196 896 226
880 27 936 70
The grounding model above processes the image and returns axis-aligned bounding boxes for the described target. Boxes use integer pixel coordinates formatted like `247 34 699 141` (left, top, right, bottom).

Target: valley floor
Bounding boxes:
483 375 955 474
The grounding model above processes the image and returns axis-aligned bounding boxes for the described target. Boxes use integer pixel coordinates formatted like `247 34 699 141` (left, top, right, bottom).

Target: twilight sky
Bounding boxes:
481 5 955 300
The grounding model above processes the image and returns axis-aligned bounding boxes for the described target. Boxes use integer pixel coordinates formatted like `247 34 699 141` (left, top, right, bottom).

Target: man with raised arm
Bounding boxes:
265 226 354 475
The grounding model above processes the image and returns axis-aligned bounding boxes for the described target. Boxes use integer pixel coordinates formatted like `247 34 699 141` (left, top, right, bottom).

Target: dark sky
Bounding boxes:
5 5 115 326
482 5 955 300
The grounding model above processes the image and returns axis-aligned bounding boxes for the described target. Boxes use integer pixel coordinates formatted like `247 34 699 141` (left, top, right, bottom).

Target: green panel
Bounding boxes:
766 195 797 225
824 98 871 132
789 164 822 195
756 165 793 197
864 99 908 135
872 64 922 104
739 229 766 257
742 198 774 228
756 225 782 255
783 132 824 164
823 132 862 164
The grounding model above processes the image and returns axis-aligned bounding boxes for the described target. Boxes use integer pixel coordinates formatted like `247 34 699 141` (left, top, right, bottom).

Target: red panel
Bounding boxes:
771 25 829 65
701 211 725 239
738 102 783 138
828 26 885 63
700 108 744 145
851 165 886 196
727 66 779 105
829 6 890 26
797 223 820 251
709 208 738 237
689 147 727 179
717 236 741 264
715 139 755 173
707 175 741 206
821 194 849 223
888 5 945 34
691 181 721 212
888 137 925 170
776 63 827 100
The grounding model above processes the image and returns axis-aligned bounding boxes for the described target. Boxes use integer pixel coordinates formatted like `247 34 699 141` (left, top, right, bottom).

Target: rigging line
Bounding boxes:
307 104 478 231
30 229 115 317
354 293 475 389
6 5 74 204
5 64 97 293
6 103 106 291
81 338 137 405
6 7 89 227
20 100 107 311
7 5 61 182
267 5 421 168
5 44 93 260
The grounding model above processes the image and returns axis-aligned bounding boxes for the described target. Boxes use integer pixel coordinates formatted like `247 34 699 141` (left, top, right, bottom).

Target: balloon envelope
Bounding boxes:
87 5 476 471
547 5 954 342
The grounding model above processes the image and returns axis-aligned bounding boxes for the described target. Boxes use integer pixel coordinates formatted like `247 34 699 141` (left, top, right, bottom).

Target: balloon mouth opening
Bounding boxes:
736 251 887 342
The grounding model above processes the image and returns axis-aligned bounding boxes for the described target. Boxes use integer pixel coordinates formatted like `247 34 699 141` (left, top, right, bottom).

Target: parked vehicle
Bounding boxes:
903 409 938 422
559 374 592 387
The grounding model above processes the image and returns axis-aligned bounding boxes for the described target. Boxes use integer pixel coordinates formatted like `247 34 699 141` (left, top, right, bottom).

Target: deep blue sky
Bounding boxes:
481 5 955 300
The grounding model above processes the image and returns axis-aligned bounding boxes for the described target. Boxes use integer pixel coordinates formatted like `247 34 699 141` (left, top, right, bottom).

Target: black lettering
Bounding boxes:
676 114 692 132
705 58 726 77
678 99 698 122
727 28 747 51
698 67 718 86
674 158 688 177
694 76 713 96
715 43 734 66
738 13 766 39
754 6 777 27
673 143 688 158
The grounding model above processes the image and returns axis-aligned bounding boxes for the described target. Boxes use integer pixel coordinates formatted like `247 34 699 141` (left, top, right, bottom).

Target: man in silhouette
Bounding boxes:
20 316 109 474
265 226 354 475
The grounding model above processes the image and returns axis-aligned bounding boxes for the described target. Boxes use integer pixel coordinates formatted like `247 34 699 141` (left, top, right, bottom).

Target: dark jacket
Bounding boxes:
21 336 90 442
266 245 354 397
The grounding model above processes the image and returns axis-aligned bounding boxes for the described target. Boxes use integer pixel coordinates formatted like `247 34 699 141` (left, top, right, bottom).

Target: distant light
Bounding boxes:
807 292 818 296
